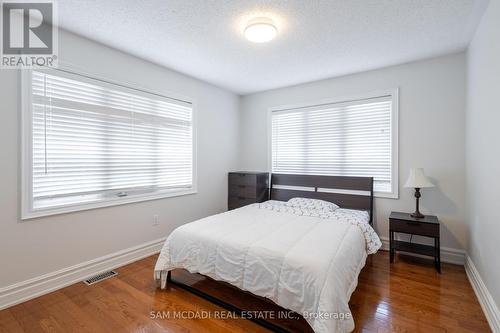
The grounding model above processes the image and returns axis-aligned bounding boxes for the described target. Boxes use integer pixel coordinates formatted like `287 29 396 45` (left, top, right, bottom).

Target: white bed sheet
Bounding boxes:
154 201 381 333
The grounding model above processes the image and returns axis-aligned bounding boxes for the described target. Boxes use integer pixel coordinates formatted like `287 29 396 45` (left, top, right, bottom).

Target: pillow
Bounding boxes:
287 197 339 212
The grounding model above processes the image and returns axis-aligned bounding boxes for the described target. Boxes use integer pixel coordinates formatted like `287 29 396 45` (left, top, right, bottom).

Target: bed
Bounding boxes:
154 174 381 333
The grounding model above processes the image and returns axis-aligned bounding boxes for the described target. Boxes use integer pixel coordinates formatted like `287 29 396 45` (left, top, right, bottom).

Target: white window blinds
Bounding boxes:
28 69 194 214
271 95 395 194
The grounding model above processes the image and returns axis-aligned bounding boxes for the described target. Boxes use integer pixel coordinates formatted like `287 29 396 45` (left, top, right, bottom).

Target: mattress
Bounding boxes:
154 200 381 333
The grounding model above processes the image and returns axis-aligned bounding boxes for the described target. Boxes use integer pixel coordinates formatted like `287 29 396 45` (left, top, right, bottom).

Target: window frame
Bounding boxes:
21 63 198 220
267 89 399 199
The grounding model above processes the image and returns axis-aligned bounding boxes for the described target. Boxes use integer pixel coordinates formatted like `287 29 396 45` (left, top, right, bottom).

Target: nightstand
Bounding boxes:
389 212 441 273
228 172 269 210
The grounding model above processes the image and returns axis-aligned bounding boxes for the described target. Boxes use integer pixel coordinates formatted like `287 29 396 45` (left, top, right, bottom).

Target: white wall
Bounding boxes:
466 0 500 311
239 53 466 252
0 30 240 288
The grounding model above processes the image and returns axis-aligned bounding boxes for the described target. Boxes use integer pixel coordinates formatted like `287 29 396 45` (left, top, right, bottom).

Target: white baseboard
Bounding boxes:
0 237 166 311
465 256 500 333
379 237 465 265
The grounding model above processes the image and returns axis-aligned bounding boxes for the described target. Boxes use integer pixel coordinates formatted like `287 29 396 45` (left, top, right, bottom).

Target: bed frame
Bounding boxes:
166 174 374 332
270 174 374 225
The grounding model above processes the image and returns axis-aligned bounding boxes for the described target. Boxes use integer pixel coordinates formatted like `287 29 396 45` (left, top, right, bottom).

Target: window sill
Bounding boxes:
20 188 197 220
374 191 399 199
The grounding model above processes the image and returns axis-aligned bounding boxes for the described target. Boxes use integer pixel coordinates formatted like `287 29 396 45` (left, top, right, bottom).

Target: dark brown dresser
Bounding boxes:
228 172 269 210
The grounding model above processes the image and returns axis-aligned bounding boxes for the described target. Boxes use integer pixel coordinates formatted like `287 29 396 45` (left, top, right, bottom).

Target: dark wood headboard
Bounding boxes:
270 174 374 225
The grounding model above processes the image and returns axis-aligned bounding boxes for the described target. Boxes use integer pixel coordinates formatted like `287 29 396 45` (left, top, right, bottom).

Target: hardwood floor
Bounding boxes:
0 251 490 333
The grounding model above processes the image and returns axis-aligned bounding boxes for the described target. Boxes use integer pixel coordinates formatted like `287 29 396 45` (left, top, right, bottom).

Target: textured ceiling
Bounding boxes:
57 0 488 94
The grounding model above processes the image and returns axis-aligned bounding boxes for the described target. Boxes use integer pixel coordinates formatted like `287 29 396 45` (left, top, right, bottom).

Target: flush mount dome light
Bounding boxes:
244 17 277 43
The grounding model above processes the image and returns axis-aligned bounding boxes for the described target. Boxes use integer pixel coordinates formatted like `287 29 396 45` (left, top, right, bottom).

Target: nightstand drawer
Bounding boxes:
390 219 439 237
228 196 256 209
228 173 256 186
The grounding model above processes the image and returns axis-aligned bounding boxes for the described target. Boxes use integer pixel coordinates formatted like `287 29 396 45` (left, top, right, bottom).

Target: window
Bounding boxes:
22 68 196 218
270 91 398 197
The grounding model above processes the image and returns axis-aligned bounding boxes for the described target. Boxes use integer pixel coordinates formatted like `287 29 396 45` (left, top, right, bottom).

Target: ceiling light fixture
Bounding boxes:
244 17 277 43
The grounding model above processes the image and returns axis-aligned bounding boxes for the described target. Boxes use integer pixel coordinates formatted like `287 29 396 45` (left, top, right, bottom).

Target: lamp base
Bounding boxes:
410 211 425 219
411 188 424 218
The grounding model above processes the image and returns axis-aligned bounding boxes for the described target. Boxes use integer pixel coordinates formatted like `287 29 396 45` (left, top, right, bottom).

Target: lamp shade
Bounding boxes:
404 168 434 188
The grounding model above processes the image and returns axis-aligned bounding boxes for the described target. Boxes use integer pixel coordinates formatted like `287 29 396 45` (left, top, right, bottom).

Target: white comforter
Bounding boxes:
154 201 381 333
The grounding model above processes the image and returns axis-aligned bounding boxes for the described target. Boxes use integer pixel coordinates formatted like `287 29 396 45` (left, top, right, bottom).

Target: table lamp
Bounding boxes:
404 168 434 218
